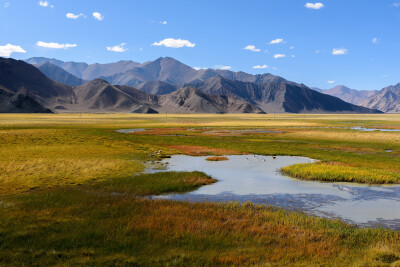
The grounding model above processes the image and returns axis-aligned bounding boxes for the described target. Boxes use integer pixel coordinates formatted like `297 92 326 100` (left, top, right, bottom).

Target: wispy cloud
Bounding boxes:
38 0 53 8
391 3 400 7
106 43 127 52
92 12 104 21
268 38 285 45
290 46 295 50
244 45 260 52
152 38 195 48
274 54 286 59
160 21 167 24
327 80 335 84
66 13 85 19
36 41 77 49
214 65 232 70
332 48 348 55
0 44 26 57
4 2 10 8
372 37 380 44
305 3 324 9
253 64 269 69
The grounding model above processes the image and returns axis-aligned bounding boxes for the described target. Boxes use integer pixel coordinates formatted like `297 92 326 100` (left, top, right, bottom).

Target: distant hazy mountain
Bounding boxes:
0 87 51 113
182 76 381 113
25 57 140 80
322 85 377 105
361 83 400 113
25 56 289 87
136 81 178 95
36 62 86 86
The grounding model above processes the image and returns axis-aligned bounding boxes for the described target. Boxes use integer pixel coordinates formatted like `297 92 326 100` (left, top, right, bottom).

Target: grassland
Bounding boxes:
1 113 400 265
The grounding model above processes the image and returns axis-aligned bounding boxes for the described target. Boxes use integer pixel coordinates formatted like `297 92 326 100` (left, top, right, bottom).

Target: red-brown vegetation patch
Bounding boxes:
167 145 245 156
138 128 188 135
206 156 229 161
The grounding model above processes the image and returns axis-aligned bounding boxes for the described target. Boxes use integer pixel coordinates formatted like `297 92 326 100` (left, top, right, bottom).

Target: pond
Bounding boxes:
115 128 146 133
153 155 400 230
351 127 400 132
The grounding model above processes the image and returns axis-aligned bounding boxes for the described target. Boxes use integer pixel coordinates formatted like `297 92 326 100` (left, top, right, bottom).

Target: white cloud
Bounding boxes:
38 0 53 8
290 46 295 50
315 50 320 54
4 2 10 8
106 43 127 52
214 65 232 70
36 41 77 49
244 45 260 52
92 12 104 21
372 37 380 44
291 55 296 58
268 38 285 45
391 3 400 7
332 48 348 55
327 80 335 84
152 38 195 48
66 13 85 19
253 64 269 69
160 21 167 24
0 44 26 57
193 66 207 70
274 54 286 59
305 3 324 9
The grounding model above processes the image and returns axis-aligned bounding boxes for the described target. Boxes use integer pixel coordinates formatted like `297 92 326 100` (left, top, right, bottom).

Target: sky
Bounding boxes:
1 0 400 91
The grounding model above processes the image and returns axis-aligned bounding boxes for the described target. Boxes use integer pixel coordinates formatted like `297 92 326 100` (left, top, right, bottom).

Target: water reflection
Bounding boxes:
153 155 400 230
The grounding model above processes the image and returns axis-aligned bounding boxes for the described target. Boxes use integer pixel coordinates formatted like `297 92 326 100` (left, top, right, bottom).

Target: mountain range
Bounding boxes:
315 85 378 105
360 83 400 113
0 56 387 113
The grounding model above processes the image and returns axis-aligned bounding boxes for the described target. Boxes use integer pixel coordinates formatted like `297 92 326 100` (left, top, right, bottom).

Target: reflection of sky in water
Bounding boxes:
153 155 400 230
351 126 400 132
115 128 145 133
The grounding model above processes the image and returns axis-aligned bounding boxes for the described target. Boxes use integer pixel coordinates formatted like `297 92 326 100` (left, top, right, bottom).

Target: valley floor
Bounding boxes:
1 113 400 265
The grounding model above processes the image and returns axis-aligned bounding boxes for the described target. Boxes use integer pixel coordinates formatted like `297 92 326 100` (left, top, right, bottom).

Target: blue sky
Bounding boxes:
1 0 400 90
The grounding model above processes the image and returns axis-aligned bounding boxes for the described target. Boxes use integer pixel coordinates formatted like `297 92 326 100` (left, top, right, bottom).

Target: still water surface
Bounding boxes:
153 155 400 230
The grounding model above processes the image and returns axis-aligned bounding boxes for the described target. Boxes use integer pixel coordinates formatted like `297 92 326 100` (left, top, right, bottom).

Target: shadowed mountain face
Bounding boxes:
36 62 86 86
158 87 265 114
321 85 377 105
182 76 381 113
0 88 52 113
0 58 74 108
361 83 400 113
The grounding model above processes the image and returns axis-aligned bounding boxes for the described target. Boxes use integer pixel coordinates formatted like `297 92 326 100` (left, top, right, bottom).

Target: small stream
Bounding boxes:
152 155 400 230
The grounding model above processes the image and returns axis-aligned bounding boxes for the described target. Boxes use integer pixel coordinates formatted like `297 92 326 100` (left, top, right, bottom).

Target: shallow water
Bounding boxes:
153 155 400 230
351 126 400 132
115 128 146 133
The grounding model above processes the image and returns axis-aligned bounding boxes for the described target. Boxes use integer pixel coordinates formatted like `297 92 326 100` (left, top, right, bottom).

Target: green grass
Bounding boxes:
1 178 400 266
281 162 400 184
1 113 400 265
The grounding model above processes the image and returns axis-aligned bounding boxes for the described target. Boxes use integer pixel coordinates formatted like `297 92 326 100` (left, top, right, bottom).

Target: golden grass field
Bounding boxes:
1 113 400 265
